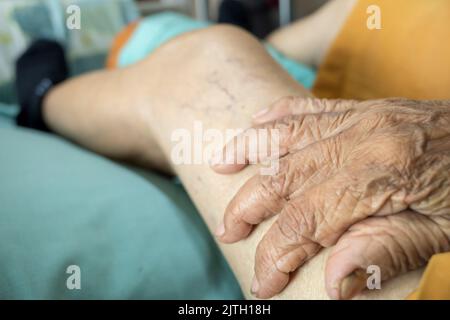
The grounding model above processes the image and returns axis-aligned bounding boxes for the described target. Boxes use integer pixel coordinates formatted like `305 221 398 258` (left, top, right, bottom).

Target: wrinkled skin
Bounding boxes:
211 97 450 299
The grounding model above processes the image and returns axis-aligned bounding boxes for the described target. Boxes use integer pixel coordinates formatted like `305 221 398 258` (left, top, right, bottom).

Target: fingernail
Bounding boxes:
339 269 367 300
251 276 260 295
215 222 225 237
252 107 269 119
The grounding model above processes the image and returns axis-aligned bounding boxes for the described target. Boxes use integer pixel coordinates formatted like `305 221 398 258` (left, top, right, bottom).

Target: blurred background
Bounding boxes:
0 0 328 105
138 0 328 37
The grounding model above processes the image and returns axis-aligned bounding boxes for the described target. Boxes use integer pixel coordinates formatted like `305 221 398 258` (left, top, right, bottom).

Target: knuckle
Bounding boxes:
227 203 245 226
309 98 330 111
358 109 391 130
261 119 294 156
255 238 279 274
366 127 424 175
278 201 312 242
267 96 298 116
276 96 296 108
317 135 342 167
327 99 348 111
309 98 355 112
260 173 287 199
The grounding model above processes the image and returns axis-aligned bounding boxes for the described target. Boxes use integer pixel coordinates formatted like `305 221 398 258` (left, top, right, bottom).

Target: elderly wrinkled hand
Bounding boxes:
211 97 450 299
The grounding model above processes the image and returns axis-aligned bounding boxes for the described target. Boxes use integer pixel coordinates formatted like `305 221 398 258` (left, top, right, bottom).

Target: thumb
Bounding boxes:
325 211 450 300
252 97 360 124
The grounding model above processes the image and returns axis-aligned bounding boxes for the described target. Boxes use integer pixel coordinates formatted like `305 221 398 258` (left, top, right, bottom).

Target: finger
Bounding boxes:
211 110 354 174
219 121 365 248
217 132 347 243
252 97 360 125
325 212 450 300
216 173 287 243
209 122 285 174
251 145 413 298
252 201 323 299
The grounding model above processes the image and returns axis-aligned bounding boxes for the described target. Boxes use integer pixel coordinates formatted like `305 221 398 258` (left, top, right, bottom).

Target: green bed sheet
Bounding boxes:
0 109 242 299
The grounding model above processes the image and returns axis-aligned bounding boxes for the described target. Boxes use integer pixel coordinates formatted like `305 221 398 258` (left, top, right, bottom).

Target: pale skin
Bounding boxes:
40 1 448 299
267 0 358 67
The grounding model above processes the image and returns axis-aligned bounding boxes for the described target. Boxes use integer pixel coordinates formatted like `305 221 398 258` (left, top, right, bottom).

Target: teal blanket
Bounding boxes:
0 111 242 299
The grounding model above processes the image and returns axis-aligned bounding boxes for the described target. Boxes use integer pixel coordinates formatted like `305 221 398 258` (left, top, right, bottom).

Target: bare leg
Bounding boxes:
267 0 357 67
43 64 171 173
44 25 421 299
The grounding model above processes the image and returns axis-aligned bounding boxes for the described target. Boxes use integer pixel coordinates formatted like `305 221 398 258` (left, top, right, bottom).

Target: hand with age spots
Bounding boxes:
210 97 450 299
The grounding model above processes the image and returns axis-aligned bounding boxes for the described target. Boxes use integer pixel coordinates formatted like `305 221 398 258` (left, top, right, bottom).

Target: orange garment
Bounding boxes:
106 20 139 69
408 253 450 300
313 0 450 100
